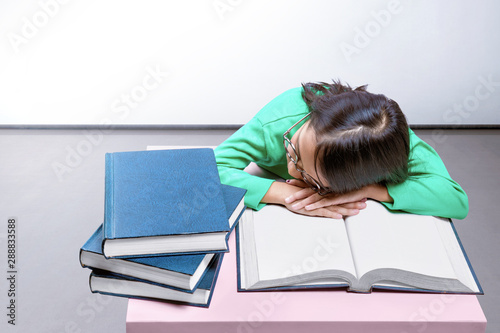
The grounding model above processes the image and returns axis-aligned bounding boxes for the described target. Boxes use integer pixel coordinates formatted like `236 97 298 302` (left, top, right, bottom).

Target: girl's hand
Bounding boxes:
284 198 366 219
285 183 392 212
282 180 366 218
262 181 360 219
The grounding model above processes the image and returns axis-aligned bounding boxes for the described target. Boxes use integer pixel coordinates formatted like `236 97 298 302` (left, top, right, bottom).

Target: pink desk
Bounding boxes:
126 232 487 333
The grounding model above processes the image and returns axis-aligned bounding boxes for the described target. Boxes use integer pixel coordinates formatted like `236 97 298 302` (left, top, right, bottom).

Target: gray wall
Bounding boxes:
1 0 499 126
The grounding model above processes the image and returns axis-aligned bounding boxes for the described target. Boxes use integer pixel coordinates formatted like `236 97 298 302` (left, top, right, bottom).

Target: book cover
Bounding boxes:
103 148 230 257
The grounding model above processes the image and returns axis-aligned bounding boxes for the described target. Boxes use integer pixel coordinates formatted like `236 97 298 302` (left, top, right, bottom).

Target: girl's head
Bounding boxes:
299 80 410 194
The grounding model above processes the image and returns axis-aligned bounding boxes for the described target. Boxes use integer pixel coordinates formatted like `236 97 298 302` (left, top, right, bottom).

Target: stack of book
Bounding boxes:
79 148 246 307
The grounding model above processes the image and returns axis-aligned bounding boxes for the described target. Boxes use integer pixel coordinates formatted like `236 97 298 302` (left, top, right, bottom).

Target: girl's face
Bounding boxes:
286 121 327 186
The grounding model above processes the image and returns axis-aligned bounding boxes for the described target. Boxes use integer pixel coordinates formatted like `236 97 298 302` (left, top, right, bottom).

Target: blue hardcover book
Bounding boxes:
236 201 483 294
103 148 231 258
81 224 213 292
89 253 224 308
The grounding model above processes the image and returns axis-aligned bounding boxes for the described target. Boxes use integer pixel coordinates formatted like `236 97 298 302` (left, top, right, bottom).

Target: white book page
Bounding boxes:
434 221 480 292
251 205 357 281
345 201 457 280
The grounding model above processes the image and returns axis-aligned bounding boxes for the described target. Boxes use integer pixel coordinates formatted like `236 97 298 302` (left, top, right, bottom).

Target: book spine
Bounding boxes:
103 154 115 242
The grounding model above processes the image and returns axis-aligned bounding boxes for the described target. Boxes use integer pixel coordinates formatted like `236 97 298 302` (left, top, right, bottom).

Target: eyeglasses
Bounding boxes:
283 113 331 195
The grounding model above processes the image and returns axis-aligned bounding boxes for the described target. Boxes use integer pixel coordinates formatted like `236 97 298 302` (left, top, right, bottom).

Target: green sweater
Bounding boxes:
215 87 469 219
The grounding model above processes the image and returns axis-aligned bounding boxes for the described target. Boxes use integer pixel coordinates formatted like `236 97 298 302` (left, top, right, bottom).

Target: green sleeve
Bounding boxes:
214 116 275 210
382 130 469 219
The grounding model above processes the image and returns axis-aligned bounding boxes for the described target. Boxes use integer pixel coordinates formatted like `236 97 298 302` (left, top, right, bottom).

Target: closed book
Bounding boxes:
103 148 231 258
89 253 224 307
80 224 213 292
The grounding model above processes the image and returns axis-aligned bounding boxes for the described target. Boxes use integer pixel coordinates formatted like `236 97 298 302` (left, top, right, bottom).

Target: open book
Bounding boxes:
237 200 482 294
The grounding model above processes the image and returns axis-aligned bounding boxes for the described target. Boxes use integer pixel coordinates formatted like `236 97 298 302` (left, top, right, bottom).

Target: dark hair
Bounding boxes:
301 80 410 194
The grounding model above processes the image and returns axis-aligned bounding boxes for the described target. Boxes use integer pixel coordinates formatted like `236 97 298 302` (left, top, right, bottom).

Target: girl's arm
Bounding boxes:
382 131 469 219
215 117 275 210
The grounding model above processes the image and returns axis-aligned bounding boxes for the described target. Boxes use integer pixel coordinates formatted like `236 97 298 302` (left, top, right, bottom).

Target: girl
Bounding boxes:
214 81 468 219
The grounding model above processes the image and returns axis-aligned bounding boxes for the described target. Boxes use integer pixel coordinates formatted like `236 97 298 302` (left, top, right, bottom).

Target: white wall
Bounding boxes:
0 0 499 126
